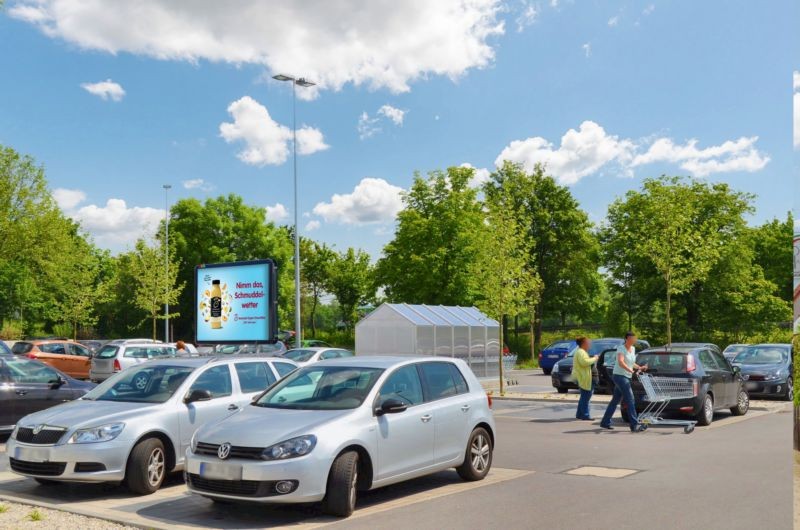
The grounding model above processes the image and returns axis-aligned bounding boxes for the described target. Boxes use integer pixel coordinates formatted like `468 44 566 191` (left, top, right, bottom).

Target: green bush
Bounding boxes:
0 320 23 340
51 323 73 339
305 330 355 349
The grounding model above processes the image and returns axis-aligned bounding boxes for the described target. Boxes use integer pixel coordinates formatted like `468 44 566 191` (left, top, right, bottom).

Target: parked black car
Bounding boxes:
551 338 650 394
0 356 95 434
621 345 749 426
730 343 792 401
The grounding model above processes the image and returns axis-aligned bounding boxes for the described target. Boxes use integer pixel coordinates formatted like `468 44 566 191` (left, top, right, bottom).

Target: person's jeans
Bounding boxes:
576 384 594 419
601 374 639 429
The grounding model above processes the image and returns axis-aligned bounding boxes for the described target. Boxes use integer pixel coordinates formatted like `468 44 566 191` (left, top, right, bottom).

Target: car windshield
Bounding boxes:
95 345 119 359
589 342 620 356
12 342 33 355
724 345 748 354
733 347 788 365
283 349 317 362
635 353 687 373
255 365 384 410
82 365 195 403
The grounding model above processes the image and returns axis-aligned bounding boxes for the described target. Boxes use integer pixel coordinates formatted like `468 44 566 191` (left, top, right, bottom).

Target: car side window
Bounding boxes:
419 362 459 401
448 364 469 394
69 344 91 357
273 362 297 377
40 343 66 354
7 360 61 384
124 347 148 358
320 350 340 360
189 365 232 398
235 362 277 393
378 365 424 406
336 350 354 358
711 352 731 372
698 350 720 371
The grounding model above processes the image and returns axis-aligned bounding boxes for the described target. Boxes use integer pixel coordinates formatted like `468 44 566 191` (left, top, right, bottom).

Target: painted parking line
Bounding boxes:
0 467 532 530
564 466 639 479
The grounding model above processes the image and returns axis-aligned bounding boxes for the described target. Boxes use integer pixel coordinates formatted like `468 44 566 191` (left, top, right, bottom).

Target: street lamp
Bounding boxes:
273 74 315 350
163 184 172 343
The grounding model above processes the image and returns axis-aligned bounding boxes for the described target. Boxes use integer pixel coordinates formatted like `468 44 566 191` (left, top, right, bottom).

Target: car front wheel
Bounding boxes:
542 368 552 375
730 388 749 416
322 450 359 517
696 394 714 426
457 427 493 481
125 438 166 495
784 379 793 402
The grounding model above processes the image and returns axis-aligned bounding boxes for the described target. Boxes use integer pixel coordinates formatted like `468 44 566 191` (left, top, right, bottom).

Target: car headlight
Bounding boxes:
261 435 317 461
10 425 19 440
68 423 125 444
190 431 198 453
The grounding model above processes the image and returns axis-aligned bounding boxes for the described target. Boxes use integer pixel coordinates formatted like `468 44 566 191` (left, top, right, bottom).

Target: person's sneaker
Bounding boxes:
631 425 646 433
580 417 594 421
600 424 614 430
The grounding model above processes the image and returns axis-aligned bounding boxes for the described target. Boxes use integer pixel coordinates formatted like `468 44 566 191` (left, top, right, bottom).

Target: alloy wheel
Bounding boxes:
348 467 358 512
470 434 490 472
738 390 749 411
704 396 713 424
788 380 794 401
147 448 165 487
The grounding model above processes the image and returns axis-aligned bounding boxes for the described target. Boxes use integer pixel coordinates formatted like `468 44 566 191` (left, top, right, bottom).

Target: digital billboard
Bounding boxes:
195 259 277 344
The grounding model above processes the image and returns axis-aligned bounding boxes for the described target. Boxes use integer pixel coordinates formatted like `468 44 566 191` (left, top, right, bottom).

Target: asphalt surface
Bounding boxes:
0 387 792 530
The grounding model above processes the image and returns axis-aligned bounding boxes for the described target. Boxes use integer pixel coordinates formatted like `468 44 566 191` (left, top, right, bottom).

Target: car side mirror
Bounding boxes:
49 377 66 389
184 389 213 404
375 398 408 416
732 366 741 375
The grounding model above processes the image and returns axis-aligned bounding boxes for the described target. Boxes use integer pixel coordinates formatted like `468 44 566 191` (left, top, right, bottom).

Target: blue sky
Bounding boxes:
1 0 797 256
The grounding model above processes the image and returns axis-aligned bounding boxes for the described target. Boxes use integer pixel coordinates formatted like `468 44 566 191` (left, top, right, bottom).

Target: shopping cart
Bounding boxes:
636 373 697 434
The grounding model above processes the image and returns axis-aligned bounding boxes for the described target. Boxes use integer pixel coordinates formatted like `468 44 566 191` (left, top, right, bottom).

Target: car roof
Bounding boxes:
750 343 791 348
287 347 345 352
312 355 457 369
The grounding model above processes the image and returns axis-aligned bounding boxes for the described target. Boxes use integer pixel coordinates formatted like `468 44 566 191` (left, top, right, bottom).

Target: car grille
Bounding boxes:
74 462 106 473
747 374 766 381
559 364 572 374
15 427 67 445
186 474 296 497
9 458 66 476
195 442 264 460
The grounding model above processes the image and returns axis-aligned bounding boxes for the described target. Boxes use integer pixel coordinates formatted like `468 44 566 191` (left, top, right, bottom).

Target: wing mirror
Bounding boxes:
732 366 741 375
184 389 213 404
48 377 66 389
375 398 408 416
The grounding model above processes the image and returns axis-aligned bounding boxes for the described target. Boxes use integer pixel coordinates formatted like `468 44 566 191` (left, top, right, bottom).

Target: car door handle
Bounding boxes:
15 390 27 396
420 414 432 423
461 405 471 412
227 404 239 411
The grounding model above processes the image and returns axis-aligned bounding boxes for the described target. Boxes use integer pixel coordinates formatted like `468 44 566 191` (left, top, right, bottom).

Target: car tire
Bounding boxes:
125 438 166 495
784 379 794 402
730 388 749 416
457 427 493 481
696 394 714 426
33 478 60 486
322 450 359 517
556 387 568 394
542 368 552 375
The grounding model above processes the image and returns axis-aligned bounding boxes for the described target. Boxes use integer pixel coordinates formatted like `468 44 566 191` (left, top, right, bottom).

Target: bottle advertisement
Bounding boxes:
195 259 277 344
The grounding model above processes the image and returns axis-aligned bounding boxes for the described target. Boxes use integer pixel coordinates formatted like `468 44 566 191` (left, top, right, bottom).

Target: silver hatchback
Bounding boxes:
7 356 300 494
90 343 177 382
185 356 496 517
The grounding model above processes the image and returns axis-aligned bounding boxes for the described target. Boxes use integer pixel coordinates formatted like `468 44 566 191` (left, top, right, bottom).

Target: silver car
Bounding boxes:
6 356 299 494
185 356 496 517
282 347 354 366
90 343 177 382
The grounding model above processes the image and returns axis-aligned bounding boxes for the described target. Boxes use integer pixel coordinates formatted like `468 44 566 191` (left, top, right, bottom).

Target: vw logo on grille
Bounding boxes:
217 442 232 460
32 424 45 435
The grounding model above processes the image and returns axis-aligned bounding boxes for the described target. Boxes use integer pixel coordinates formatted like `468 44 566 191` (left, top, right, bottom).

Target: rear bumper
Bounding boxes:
89 369 114 382
630 396 703 416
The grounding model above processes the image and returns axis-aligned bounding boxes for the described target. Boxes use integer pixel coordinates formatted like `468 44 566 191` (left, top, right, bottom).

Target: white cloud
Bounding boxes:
71 199 164 250
608 15 619 26
182 178 212 191
219 96 328 166
313 178 403 225
378 105 406 126
516 2 538 32
460 163 492 188
52 188 87 210
357 112 381 140
305 220 321 231
496 120 771 184
265 203 289 223
80 79 125 101
12 0 504 97
794 71 799 149
582 42 592 58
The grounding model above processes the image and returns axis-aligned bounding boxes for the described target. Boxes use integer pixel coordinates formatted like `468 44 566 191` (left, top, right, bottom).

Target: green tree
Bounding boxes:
473 183 541 394
604 176 752 344
750 213 793 301
328 248 374 329
487 162 601 353
56 235 111 339
376 167 484 306
301 239 335 337
129 239 185 340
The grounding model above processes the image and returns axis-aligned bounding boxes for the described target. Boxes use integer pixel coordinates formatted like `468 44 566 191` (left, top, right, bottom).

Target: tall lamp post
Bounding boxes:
163 184 172 343
273 74 315 350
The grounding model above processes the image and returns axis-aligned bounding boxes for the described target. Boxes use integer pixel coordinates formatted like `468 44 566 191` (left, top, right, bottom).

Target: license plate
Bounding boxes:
745 382 760 391
14 446 50 462
199 462 242 480
547 355 559 359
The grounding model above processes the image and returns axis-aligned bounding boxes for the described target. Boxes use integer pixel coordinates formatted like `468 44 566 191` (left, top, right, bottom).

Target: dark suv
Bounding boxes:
622 345 749 426
551 338 650 394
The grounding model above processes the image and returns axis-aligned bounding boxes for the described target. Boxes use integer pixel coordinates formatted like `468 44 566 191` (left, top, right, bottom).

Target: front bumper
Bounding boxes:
743 379 788 398
185 449 331 503
6 437 131 482
551 372 577 389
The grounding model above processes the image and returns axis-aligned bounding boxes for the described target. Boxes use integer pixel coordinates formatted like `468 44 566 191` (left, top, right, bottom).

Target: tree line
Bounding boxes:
0 144 791 352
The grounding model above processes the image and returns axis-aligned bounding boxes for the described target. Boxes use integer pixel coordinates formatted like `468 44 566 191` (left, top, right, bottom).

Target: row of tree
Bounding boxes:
0 144 792 351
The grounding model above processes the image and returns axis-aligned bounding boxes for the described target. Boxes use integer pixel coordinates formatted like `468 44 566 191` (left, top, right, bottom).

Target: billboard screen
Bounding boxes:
195 259 277 344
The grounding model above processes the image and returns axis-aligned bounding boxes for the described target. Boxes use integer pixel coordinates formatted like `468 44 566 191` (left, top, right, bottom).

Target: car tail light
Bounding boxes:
26 352 37 359
486 393 493 409
113 359 121 372
686 355 696 373
679 406 694 412
692 380 698 396
538 353 542 360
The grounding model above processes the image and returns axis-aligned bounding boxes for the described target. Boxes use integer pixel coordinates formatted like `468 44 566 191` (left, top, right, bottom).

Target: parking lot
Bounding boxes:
0 379 791 530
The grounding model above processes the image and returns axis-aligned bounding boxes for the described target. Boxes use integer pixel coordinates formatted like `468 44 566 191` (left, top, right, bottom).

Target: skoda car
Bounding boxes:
185 356 495 517
6 356 298 494
731 344 792 400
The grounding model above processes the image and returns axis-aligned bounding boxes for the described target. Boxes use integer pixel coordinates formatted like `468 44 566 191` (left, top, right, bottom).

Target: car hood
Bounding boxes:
196 405 352 447
18 399 161 430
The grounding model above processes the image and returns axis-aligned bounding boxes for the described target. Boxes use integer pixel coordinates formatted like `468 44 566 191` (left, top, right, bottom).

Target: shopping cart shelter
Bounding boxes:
355 303 501 378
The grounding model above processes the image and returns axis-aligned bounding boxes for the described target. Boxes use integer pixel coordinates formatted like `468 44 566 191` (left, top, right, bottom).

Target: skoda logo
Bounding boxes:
217 442 232 460
32 425 45 435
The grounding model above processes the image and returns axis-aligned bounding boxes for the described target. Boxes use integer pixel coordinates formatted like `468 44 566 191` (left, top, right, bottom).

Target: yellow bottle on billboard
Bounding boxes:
210 279 223 329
